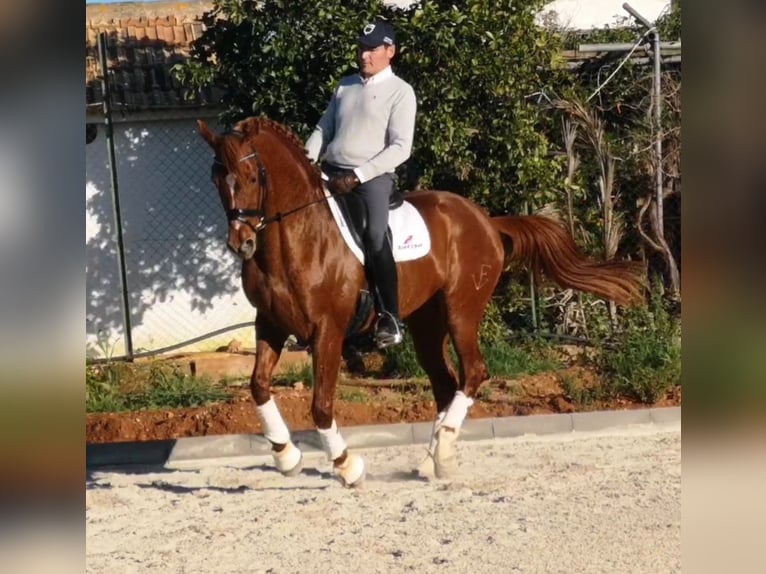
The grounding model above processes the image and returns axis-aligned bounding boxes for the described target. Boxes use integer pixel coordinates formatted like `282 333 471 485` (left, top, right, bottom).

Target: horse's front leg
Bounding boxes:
251 316 303 476
311 325 366 487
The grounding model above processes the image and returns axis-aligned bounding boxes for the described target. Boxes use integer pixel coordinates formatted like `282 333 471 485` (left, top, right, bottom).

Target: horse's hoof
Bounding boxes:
274 442 303 476
334 454 366 487
434 427 459 479
416 452 436 478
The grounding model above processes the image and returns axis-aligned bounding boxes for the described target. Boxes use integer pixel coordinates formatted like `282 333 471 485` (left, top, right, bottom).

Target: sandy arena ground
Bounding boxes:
86 423 681 573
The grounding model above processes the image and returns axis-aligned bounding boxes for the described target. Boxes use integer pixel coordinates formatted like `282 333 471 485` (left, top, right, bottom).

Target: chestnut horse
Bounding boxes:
197 117 643 486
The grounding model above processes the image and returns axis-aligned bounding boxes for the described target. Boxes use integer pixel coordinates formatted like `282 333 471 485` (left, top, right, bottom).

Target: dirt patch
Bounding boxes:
86 358 681 444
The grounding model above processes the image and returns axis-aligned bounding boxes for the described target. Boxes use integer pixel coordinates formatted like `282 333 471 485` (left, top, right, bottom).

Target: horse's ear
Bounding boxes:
197 119 217 149
236 117 261 136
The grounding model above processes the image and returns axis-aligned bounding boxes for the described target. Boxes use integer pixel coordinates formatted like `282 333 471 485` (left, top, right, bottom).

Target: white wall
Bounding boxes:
86 117 256 358
540 0 671 30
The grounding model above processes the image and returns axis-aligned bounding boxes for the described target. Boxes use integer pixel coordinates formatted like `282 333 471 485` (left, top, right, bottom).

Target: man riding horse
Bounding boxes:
304 19 416 349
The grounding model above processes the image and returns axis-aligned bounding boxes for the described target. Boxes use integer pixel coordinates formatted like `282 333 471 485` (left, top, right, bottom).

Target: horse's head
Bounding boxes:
198 118 269 260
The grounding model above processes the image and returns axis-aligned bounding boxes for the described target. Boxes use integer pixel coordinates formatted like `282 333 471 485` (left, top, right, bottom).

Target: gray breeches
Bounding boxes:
323 164 395 253
356 173 395 252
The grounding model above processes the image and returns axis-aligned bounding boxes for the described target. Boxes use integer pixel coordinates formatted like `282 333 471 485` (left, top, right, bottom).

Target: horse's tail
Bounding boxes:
491 215 646 307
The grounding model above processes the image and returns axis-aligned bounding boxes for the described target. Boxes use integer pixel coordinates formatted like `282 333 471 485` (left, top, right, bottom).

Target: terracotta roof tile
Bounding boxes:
86 1 218 112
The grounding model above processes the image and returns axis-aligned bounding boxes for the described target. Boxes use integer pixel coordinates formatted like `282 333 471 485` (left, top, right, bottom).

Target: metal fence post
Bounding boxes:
98 31 134 360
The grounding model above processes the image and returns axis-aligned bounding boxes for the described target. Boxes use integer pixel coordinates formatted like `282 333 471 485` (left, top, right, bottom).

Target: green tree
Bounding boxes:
174 0 568 215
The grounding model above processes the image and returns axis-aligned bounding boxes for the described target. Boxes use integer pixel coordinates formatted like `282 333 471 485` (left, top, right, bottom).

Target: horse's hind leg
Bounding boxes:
431 274 498 477
251 315 303 476
406 296 458 476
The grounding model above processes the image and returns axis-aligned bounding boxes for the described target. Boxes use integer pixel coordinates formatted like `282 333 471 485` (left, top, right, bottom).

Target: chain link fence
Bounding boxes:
86 110 257 360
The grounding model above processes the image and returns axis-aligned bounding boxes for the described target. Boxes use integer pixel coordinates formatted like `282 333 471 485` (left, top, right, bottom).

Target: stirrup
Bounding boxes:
375 313 403 349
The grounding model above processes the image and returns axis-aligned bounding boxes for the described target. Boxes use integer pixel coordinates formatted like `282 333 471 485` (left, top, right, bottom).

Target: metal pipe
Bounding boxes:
622 2 653 29
621 3 666 254
524 201 539 331
98 32 135 360
652 27 665 248
565 55 681 69
578 43 648 52
578 41 680 53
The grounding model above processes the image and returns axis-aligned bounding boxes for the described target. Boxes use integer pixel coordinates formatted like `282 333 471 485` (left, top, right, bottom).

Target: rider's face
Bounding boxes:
357 43 395 78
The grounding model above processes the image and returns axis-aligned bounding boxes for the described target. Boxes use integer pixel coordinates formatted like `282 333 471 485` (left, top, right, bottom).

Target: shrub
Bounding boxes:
593 285 681 403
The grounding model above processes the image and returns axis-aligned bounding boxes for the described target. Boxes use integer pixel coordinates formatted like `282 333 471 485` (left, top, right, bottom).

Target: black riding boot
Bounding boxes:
365 243 403 349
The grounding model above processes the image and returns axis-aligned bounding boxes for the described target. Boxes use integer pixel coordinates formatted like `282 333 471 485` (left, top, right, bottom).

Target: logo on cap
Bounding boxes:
364 24 376 35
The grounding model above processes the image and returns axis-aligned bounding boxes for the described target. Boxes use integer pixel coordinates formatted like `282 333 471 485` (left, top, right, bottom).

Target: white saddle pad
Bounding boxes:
323 187 431 264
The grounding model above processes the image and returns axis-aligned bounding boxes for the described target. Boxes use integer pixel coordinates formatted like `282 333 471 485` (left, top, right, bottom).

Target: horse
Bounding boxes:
197 116 644 486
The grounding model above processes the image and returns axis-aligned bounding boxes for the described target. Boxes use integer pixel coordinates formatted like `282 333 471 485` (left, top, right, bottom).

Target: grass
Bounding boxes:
338 387 368 403
86 361 230 413
381 331 560 380
559 372 604 407
272 361 314 387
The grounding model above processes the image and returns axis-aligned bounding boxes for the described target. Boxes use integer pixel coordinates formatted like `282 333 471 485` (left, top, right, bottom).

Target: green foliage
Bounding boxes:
592 284 681 403
559 372 604 407
175 0 568 214
273 361 315 387
483 340 559 378
86 362 229 413
382 332 427 378
338 387 368 403
86 363 129 413
548 3 682 270
382 299 559 380
394 0 567 212
173 0 389 132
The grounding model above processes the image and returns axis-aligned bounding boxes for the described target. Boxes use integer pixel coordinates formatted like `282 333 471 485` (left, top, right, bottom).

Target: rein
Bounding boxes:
255 191 338 230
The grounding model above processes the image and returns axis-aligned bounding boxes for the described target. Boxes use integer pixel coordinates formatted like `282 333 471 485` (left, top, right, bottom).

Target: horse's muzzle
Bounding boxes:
228 225 257 259
229 237 256 260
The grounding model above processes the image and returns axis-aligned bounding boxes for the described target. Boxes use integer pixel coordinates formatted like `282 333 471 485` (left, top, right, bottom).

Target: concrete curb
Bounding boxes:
86 406 680 469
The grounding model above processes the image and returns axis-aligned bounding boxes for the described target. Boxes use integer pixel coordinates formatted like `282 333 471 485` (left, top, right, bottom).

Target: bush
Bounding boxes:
593 286 681 403
382 298 559 380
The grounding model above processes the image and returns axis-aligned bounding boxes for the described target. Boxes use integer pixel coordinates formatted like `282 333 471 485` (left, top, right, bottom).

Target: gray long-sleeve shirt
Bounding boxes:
304 66 417 183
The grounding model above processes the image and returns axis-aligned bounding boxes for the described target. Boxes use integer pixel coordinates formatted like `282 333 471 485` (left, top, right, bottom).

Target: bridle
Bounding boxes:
213 136 270 233
212 132 341 234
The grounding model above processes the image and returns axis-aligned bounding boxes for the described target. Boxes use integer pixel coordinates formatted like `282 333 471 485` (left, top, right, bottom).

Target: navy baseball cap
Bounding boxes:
358 20 396 48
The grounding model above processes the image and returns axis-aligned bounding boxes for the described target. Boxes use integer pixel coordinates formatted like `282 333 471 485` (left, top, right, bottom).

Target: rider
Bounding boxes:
305 19 417 349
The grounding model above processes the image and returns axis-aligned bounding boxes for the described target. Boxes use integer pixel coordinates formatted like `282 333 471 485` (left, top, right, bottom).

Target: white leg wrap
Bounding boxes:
334 454 366 487
273 441 303 476
441 391 474 430
434 426 460 478
426 410 447 455
317 420 347 461
255 399 291 444
416 410 445 478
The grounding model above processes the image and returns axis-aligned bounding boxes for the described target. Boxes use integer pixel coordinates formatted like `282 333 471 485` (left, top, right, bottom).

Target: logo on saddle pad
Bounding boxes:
323 190 431 264
398 234 423 251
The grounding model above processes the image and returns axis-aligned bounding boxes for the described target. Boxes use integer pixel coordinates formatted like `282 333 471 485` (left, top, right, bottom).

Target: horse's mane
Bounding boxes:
231 116 324 191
